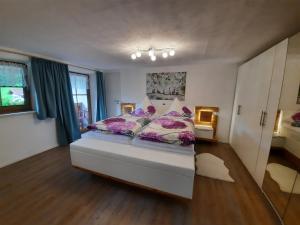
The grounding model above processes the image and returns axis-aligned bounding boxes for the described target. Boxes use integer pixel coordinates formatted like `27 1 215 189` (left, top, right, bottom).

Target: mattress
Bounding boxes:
70 138 195 198
132 137 195 155
82 130 132 145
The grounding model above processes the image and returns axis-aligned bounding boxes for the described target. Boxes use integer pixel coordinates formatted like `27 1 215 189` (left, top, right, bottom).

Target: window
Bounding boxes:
0 61 31 114
70 72 91 131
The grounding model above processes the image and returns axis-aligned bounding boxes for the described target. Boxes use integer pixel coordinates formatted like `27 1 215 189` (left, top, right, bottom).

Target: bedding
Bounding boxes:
88 114 151 137
137 115 195 146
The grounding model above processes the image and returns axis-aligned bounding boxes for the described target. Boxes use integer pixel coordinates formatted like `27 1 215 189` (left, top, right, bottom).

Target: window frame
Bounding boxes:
69 71 92 131
0 60 32 115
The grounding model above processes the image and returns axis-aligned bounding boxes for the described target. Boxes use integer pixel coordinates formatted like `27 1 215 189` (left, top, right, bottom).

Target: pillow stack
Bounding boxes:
165 98 192 118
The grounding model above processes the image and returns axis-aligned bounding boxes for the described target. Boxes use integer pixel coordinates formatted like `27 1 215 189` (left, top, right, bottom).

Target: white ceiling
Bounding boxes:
0 0 300 69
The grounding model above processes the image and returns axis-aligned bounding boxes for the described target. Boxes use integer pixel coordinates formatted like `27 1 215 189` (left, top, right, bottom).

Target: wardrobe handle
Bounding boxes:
262 111 267 127
237 105 242 115
259 111 264 126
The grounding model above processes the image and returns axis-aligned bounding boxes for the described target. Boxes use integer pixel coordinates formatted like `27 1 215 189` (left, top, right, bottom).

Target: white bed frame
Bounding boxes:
70 138 195 199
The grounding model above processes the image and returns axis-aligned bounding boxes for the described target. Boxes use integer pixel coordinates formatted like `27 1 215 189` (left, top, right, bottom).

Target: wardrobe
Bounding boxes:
230 32 300 225
230 39 288 186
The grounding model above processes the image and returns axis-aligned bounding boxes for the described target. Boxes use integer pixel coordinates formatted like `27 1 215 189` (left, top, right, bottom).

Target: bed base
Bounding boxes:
73 165 193 201
70 138 195 199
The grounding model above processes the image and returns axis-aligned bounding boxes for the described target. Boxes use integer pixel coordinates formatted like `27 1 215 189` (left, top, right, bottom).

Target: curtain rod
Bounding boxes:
0 47 102 73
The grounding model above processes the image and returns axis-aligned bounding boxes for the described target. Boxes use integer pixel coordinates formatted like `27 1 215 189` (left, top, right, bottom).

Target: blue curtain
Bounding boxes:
31 57 81 145
96 71 107 121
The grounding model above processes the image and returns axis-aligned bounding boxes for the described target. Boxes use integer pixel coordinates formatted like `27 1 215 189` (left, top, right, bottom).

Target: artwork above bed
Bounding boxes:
146 72 186 100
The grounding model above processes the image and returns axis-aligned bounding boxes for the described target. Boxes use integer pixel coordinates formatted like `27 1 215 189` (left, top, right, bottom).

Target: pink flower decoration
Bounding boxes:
156 117 187 129
166 111 182 117
178 131 195 145
107 121 136 134
103 117 126 125
147 105 156 115
139 132 166 143
292 112 300 121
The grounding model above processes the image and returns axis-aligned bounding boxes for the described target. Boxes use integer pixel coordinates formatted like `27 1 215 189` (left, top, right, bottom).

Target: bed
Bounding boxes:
71 100 196 199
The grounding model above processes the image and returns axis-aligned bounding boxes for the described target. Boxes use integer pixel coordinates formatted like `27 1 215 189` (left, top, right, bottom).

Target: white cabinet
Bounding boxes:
194 125 214 140
230 39 288 186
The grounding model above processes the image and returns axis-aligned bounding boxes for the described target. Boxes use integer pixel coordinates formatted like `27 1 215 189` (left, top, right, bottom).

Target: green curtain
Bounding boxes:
31 57 81 145
96 71 107 121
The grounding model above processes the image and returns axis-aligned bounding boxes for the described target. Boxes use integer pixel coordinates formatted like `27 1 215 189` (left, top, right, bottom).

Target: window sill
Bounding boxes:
0 110 36 118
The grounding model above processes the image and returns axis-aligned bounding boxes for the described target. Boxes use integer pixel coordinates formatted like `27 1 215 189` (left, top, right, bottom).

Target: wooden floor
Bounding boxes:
0 142 281 225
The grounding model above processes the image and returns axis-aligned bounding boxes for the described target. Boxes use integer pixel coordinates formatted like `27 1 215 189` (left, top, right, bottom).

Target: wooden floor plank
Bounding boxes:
0 142 280 225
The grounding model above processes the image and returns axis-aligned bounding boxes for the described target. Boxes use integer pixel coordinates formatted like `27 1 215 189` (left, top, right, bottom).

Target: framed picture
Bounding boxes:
146 72 186 100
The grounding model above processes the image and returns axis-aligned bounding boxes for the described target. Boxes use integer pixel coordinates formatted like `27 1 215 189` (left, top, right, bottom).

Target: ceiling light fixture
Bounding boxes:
136 51 142 57
169 49 175 56
148 48 154 57
130 47 176 61
131 53 137 60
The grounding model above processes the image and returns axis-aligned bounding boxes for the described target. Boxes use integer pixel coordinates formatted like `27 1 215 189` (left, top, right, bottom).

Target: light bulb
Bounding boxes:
162 52 168 58
169 49 175 56
148 48 154 56
136 51 141 57
131 53 136 60
151 55 156 61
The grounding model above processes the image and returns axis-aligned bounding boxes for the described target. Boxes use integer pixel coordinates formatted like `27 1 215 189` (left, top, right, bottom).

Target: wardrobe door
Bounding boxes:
230 63 250 152
231 47 276 177
255 39 288 186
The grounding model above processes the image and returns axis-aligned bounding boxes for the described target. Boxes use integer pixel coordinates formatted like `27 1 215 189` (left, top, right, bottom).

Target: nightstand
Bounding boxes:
193 106 219 142
195 125 216 141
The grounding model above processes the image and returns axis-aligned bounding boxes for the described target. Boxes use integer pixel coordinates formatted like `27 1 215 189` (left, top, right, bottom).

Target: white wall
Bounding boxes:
0 112 57 167
0 51 58 168
115 62 238 143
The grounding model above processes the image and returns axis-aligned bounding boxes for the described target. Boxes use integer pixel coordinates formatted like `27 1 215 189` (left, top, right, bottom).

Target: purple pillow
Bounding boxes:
182 106 192 116
131 108 146 117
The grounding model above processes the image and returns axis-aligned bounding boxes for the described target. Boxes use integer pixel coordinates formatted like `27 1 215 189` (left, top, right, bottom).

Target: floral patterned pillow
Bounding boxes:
182 106 192 118
165 106 192 118
131 105 156 117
